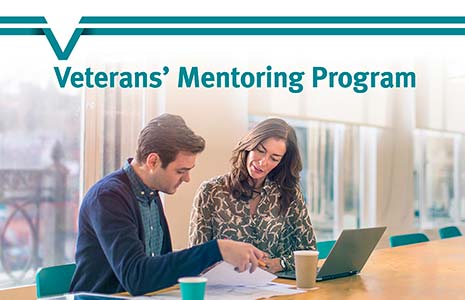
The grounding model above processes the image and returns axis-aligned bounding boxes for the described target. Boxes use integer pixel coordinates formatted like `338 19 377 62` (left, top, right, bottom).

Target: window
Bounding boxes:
0 83 81 288
414 129 465 228
249 116 376 241
303 121 363 240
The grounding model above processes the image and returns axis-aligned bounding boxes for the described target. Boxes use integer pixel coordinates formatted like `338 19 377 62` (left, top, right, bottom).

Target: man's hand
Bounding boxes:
217 240 266 273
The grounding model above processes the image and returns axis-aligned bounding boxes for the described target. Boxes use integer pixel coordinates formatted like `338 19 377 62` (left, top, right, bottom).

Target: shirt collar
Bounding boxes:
123 158 158 203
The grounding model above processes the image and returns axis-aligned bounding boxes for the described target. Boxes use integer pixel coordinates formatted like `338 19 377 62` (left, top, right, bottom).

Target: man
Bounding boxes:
70 114 264 296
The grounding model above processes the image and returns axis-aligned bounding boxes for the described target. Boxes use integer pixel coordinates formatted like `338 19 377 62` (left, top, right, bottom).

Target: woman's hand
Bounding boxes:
260 256 283 273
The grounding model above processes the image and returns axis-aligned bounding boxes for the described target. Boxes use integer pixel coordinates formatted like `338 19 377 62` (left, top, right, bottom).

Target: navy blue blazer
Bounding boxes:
69 168 222 296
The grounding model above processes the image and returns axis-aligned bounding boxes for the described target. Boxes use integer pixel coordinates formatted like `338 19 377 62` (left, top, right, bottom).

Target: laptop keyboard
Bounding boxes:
276 267 321 280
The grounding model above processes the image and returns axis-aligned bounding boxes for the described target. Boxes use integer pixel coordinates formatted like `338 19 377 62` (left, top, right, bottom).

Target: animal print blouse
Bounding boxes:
189 174 316 270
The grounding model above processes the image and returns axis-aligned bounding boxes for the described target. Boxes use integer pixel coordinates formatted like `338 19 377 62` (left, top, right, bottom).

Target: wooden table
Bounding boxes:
271 237 465 299
40 238 465 300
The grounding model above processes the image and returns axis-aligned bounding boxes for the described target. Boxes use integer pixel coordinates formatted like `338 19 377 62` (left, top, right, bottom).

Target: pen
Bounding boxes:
258 260 268 268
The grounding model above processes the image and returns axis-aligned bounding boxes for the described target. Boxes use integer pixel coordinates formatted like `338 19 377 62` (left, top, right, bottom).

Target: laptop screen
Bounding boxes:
277 226 386 281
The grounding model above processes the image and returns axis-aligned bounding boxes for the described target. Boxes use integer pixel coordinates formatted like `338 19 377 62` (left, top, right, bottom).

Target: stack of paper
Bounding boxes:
136 262 306 299
202 262 277 286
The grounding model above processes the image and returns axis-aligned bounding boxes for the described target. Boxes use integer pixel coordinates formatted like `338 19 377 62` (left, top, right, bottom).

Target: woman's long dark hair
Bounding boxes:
225 118 302 214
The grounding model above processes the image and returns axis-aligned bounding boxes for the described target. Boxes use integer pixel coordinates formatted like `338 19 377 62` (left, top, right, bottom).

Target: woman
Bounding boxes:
189 118 316 273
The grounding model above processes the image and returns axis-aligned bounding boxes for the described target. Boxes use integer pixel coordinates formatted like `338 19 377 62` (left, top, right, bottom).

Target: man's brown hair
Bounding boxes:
135 114 205 168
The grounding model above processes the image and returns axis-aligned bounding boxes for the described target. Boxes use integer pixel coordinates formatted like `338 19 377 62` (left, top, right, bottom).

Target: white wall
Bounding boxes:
163 75 249 249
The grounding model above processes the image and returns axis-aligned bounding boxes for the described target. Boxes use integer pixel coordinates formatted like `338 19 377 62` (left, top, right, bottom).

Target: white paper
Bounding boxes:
202 261 277 286
137 263 304 299
144 283 305 300
205 282 305 299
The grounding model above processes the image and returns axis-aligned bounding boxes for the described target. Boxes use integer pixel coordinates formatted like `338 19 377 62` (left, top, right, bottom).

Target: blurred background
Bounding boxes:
1 34 465 289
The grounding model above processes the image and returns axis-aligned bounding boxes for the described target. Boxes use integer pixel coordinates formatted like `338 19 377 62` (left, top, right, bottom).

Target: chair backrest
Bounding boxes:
439 226 462 239
389 233 429 247
317 240 336 259
36 263 76 298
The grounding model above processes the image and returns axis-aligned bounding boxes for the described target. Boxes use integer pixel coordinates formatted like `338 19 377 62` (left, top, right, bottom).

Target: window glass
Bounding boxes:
249 116 366 241
414 130 459 227
0 83 81 288
342 126 361 230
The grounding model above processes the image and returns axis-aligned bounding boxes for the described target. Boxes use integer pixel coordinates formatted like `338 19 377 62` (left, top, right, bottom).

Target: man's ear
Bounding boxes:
146 153 161 169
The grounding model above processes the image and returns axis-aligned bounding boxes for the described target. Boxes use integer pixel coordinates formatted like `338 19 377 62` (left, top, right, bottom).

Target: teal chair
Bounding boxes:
439 226 462 239
317 240 336 259
389 233 429 248
36 263 76 298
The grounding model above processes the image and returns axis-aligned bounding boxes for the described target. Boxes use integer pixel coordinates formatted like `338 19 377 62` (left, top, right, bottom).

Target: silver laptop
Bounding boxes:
277 226 387 281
